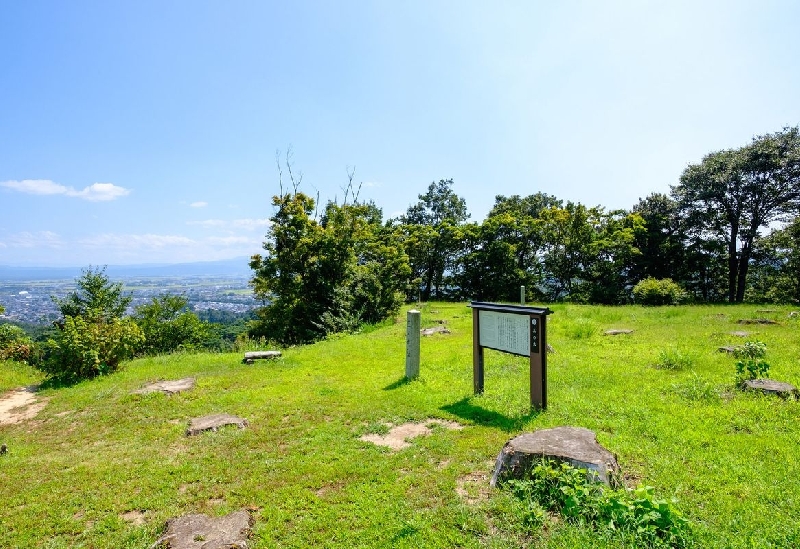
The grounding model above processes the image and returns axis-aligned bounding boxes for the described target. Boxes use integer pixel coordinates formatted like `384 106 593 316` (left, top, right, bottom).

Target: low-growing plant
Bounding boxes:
655 347 695 370
633 277 688 306
566 318 598 339
733 340 770 384
505 460 692 548
672 373 720 403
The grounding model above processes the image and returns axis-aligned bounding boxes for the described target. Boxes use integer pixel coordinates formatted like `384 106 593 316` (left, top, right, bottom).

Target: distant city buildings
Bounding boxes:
0 276 256 324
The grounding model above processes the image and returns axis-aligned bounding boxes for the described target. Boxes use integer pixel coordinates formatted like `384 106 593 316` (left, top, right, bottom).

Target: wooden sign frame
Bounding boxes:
470 301 553 410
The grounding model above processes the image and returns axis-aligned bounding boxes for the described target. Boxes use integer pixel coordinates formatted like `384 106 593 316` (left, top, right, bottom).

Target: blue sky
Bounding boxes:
1 0 799 267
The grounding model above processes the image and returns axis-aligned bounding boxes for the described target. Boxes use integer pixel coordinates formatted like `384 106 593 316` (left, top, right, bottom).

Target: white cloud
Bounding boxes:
3 231 65 249
79 233 196 249
362 181 382 188
0 179 130 201
190 201 208 208
186 218 271 231
231 218 271 231
207 236 254 245
187 219 226 227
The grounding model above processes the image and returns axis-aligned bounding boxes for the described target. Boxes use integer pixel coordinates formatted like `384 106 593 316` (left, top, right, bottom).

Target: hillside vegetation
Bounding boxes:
1 303 799 548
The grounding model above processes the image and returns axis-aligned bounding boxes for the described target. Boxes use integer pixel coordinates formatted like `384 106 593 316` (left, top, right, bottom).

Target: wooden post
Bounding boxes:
529 313 547 409
520 285 526 305
472 307 484 394
406 309 421 379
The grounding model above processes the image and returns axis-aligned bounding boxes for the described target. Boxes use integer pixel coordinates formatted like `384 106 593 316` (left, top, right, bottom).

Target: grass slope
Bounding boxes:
1 303 799 548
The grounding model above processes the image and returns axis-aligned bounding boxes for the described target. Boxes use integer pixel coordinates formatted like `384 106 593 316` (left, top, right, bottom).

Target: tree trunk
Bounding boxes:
727 221 739 303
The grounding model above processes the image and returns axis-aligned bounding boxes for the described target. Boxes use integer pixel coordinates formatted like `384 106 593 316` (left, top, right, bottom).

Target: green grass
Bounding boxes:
1 303 800 547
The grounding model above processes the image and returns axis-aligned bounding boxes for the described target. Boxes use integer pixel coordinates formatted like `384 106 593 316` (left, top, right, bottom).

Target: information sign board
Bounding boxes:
478 310 530 356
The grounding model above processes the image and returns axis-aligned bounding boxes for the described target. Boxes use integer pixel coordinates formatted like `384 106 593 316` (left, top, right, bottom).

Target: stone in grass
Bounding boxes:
151 509 252 549
729 331 750 337
490 427 620 488
187 414 248 436
718 346 742 354
134 378 196 395
420 326 451 336
742 379 799 399
603 329 633 336
242 351 281 364
737 318 778 325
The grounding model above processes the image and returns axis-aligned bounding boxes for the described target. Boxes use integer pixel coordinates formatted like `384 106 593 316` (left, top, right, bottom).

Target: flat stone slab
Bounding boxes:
491 427 620 488
718 345 742 354
134 378 196 395
187 414 248 436
729 331 750 337
242 351 281 364
742 379 798 399
421 326 451 336
151 510 252 548
603 329 633 336
360 419 462 451
738 319 778 325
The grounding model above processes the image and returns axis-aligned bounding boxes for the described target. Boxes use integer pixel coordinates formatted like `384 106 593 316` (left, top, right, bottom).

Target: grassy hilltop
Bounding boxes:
1 303 799 548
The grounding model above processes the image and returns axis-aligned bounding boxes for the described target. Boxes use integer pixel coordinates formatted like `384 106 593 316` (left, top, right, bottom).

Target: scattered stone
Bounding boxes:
718 346 741 354
546 343 555 354
150 510 252 549
789 311 799 319
187 414 248 436
242 351 281 364
134 378 196 395
737 319 778 325
603 329 633 336
756 309 776 313
490 426 620 488
360 419 462 451
742 379 799 399
420 326 451 336
729 331 750 337
1 443 7 455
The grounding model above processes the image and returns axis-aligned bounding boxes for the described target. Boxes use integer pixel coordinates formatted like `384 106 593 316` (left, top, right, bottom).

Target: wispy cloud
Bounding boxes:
79 233 196 249
190 201 208 208
187 218 271 231
1 231 65 249
0 179 131 201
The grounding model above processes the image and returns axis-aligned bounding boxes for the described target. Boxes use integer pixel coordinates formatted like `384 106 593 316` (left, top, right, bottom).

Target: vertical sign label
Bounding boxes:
530 316 539 354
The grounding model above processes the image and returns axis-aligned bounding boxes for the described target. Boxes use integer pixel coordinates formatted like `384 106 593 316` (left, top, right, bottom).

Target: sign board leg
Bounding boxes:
472 307 484 394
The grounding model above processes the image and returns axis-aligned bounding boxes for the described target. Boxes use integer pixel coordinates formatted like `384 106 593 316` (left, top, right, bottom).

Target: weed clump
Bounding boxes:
504 460 692 548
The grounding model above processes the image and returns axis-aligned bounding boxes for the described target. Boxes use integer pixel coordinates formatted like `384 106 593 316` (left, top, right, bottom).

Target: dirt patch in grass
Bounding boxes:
456 471 490 505
120 510 147 526
359 419 463 450
0 386 48 426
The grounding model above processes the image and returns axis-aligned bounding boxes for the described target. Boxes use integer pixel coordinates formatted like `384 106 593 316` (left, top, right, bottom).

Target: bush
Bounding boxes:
133 295 210 355
505 460 692 547
0 324 38 364
42 316 144 381
733 340 770 384
633 277 688 306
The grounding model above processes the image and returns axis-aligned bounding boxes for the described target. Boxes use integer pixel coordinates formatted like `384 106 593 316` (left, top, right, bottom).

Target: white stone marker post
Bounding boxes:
406 309 421 379
520 285 526 305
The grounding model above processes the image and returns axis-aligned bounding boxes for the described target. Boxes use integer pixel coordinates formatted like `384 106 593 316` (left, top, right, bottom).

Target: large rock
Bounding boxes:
490 427 620 488
242 351 281 364
742 379 798 399
151 510 252 548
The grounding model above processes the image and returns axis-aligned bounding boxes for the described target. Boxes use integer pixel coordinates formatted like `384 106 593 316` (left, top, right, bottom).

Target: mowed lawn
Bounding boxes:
1 303 799 548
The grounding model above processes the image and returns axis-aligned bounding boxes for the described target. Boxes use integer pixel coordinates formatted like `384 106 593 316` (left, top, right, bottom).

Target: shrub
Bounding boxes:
42 316 144 380
505 460 692 547
633 277 688 306
733 340 770 384
0 324 38 364
133 294 210 355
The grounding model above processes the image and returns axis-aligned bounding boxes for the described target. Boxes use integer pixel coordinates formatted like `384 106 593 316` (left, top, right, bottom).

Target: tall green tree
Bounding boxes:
249 192 410 344
746 216 800 303
401 179 469 300
133 294 210 355
52 266 132 321
673 126 800 302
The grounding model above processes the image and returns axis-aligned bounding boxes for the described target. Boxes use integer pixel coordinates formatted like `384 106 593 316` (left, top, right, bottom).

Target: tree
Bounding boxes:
673 126 800 302
746 216 800 303
249 190 410 345
400 179 469 300
52 266 132 321
133 294 210 355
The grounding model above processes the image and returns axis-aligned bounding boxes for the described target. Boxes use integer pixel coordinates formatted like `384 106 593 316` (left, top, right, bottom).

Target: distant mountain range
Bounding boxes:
0 257 253 280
